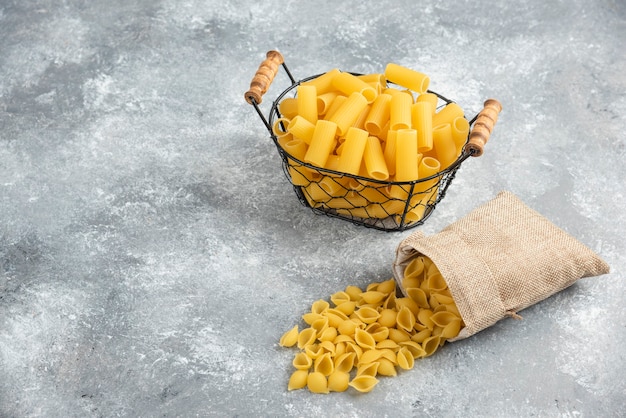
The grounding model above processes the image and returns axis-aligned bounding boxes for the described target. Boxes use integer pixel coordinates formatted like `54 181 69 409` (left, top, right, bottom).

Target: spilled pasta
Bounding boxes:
278 255 463 394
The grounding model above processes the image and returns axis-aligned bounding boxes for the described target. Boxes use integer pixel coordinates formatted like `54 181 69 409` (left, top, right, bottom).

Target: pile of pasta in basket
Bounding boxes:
272 63 469 223
278 255 463 394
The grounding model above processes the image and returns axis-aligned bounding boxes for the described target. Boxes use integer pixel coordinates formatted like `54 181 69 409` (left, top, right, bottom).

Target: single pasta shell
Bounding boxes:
279 325 299 347
297 327 317 349
307 372 329 394
359 349 383 365
376 358 398 376
431 311 460 327
292 352 313 371
287 370 308 391
355 306 381 324
356 361 380 377
334 352 357 373
355 328 377 350
327 371 350 392
349 375 379 393
311 299 330 314
377 308 397 328
397 347 415 370
360 291 387 305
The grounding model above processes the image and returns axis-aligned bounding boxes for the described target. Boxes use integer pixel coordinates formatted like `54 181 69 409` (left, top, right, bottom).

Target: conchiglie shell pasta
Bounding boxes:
288 370 309 391
349 375 379 393
327 371 350 392
279 325 299 347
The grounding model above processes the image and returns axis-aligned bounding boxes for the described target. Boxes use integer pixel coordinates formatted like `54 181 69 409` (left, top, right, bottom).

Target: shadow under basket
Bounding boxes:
245 51 502 232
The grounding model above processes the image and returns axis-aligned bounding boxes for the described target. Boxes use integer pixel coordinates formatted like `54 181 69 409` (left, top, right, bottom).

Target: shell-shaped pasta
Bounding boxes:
444 303 461 318
396 305 416 333
279 325 299 347
377 308 397 328
327 371 350 392
411 328 432 344
427 272 448 293
311 317 329 337
356 361 380 377
440 319 462 339
399 341 426 359
307 371 329 394
314 352 335 376
349 375 379 393
319 340 336 355
404 256 425 279
297 327 317 349
325 308 350 328
333 334 355 344
376 278 396 295
376 339 400 350
319 326 338 342
330 291 351 306
388 328 411 343
355 328 377 350
334 341 347 357
292 352 313 370
396 346 415 370
288 370 308 391
360 291 387 305
377 358 398 376
334 300 357 316
394 297 419 317
338 319 359 336
366 324 389 342
417 309 435 330
311 299 330 314
359 349 383 365
304 344 324 360
431 293 455 305
422 335 442 357
382 291 397 310
302 312 325 325
355 306 381 324
344 285 363 301
430 311 460 327
346 341 364 360
402 277 421 290
406 287 430 309
379 348 397 364
334 352 357 373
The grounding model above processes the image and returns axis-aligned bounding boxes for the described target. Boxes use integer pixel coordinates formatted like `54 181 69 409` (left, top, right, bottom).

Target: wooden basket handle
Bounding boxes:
244 50 284 105
464 98 502 157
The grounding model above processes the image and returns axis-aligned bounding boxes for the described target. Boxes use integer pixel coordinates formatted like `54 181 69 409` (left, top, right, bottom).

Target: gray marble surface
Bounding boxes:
1 1 624 417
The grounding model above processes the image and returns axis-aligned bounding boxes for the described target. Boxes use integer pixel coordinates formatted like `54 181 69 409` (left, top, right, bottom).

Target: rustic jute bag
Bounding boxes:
392 190 610 340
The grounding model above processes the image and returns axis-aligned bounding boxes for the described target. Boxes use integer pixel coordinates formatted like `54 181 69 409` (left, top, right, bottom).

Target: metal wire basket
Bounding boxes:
245 51 501 231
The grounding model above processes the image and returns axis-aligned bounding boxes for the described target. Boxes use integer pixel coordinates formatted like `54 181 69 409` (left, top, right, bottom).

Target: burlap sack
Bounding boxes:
392 190 610 340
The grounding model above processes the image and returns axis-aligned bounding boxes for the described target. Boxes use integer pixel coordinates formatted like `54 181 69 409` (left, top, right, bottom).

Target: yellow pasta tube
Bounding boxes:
318 175 347 197
323 95 347 121
417 156 441 188
412 101 434 153
390 92 413 131
328 92 369 137
336 127 368 175
351 104 371 130
304 120 338 168
278 97 298 119
394 129 419 181
316 91 338 116
364 93 392 136
363 137 389 181
431 124 458 170
301 68 341 95
384 63 430 94
331 71 378 103
287 115 316 144
383 130 397 176
432 102 464 127
416 92 438 114
272 117 291 139
451 116 470 154
297 85 318 125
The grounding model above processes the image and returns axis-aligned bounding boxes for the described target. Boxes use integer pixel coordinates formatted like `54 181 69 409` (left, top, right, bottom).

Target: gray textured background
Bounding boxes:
1 0 624 417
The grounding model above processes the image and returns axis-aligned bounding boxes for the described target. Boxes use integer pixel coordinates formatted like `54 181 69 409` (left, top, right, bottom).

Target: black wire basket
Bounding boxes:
245 51 501 232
